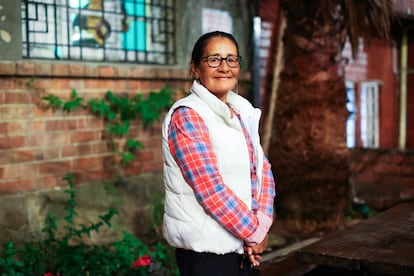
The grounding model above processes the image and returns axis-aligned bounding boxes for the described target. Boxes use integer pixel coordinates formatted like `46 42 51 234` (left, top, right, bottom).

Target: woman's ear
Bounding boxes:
190 61 199 80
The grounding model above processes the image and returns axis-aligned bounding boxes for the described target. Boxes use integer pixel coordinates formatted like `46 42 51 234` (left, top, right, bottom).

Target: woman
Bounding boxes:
162 31 276 276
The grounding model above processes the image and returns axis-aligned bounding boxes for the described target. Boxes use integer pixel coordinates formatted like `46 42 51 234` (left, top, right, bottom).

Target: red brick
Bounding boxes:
33 175 56 190
0 180 21 195
0 151 15 165
123 164 142 175
84 170 107 182
0 122 7 134
49 79 71 90
71 131 98 143
83 65 100 77
0 136 25 149
62 100 86 114
0 62 17 75
34 63 53 76
117 66 133 79
0 78 16 89
141 162 155 173
15 150 35 162
42 148 60 160
39 161 71 175
74 157 102 170
29 120 44 132
52 64 70 77
16 62 35 75
61 145 77 157
34 106 54 117
7 121 24 135
83 79 101 89
26 133 70 147
6 92 33 104
2 164 36 179
91 142 108 154
146 137 162 148
98 79 115 90
16 92 34 104
77 144 92 156
84 117 104 129
45 119 77 131
137 151 153 162
16 178 33 192
113 79 128 90
99 66 116 78
68 64 86 77
4 92 16 104
65 172 83 184
68 79 85 90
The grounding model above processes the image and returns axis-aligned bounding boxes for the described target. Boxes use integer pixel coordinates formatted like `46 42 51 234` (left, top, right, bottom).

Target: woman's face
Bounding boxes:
192 36 240 101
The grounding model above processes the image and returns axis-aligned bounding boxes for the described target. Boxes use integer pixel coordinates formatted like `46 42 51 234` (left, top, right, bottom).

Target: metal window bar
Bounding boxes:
21 0 175 65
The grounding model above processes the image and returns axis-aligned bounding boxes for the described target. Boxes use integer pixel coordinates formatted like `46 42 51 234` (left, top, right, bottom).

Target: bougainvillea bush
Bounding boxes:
0 174 178 276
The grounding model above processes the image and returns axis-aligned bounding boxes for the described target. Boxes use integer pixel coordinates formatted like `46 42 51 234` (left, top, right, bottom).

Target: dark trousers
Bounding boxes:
176 248 252 276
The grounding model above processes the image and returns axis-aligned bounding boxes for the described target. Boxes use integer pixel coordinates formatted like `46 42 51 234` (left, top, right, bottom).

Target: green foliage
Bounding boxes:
346 203 376 220
0 173 178 276
0 242 24 276
63 89 84 112
42 94 63 109
41 85 174 167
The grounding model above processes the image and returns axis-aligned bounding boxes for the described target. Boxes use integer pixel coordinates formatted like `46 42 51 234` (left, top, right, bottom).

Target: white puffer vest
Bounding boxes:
162 81 264 254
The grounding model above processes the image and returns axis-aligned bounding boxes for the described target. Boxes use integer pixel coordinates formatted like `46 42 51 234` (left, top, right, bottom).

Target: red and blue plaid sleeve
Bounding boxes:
168 106 258 239
259 156 276 217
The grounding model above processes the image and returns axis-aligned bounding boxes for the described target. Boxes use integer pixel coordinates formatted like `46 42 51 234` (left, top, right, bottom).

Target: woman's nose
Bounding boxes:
218 60 230 71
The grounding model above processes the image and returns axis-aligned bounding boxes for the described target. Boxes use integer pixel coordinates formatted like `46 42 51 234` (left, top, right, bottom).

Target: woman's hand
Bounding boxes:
244 234 268 266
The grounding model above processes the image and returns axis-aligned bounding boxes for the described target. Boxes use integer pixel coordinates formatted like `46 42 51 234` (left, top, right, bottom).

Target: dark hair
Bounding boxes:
191 31 240 66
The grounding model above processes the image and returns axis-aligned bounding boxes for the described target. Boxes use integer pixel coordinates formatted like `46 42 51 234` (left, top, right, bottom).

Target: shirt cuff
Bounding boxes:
244 211 273 246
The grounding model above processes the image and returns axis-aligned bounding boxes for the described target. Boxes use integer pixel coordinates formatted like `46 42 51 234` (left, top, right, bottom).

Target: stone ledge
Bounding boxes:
0 60 190 81
0 60 252 81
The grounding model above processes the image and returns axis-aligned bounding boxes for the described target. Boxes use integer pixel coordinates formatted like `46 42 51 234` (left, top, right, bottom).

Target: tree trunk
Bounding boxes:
268 0 350 232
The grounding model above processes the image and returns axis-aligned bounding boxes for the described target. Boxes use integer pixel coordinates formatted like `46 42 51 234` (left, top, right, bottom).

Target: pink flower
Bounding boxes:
131 255 151 268
43 273 60 276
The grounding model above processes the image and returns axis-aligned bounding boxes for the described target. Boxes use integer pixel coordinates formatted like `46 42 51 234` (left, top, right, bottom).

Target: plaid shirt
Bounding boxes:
168 106 276 240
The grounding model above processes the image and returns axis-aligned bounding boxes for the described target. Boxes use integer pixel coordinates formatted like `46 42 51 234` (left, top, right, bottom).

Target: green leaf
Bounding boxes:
126 139 143 151
62 89 84 112
120 152 135 165
106 120 130 136
42 94 63 108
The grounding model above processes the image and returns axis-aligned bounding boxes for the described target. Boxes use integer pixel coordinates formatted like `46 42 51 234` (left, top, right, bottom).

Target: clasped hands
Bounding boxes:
244 234 268 267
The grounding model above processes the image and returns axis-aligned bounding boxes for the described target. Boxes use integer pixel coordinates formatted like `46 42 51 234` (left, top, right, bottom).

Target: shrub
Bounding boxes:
0 173 178 276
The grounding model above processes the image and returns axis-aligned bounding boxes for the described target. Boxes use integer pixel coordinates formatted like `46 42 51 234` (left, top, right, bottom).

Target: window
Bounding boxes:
360 81 380 148
21 0 175 65
346 81 356 148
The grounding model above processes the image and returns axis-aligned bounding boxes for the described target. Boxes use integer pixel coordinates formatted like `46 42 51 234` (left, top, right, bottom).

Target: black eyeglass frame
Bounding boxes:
201 55 242 68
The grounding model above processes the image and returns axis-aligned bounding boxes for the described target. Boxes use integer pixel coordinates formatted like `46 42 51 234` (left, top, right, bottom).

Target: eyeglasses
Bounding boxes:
201 55 241 68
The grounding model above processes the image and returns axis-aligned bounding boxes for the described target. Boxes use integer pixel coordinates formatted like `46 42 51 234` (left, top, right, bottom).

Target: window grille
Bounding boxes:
21 0 176 65
360 81 380 148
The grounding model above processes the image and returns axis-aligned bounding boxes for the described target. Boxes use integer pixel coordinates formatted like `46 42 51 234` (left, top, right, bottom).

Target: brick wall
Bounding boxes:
0 61 252 196
350 148 414 210
0 61 192 195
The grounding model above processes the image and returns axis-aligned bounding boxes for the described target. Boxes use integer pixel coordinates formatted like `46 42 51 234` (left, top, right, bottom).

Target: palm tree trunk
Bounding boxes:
268 0 350 232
